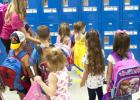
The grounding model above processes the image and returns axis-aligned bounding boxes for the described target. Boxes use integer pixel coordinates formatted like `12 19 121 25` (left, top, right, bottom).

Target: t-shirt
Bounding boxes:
82 54 104 89
0 12 24 40
107 52 135 65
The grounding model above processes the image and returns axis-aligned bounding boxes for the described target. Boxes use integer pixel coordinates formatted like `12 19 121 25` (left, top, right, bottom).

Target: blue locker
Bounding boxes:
26 0 42 30
122 21 140 61
0 39 7 64
41 0 61 24
122 0 140 21
60 0 80 25
102 20 120 64
80 0 101 32
81 0 100 22
102 0 121 21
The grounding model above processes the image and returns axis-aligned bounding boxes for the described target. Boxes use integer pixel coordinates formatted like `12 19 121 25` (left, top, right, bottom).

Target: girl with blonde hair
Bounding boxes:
35 48 70 100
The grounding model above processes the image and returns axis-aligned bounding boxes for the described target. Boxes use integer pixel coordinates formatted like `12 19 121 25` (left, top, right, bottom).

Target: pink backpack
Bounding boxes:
23 82 47 100
111 51 140 98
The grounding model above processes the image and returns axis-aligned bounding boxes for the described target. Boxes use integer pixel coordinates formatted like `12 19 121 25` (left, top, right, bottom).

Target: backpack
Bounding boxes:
110 51 140 98
30 46 49 81
0 50 27 91
23 82 47 100
0 3 8 34
54 43 73 66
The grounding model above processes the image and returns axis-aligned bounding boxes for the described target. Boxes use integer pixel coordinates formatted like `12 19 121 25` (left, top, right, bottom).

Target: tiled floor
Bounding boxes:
1 67 140 100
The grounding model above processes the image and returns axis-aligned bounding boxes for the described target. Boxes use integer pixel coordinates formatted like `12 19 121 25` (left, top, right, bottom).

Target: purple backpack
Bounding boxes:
111 51 140 98
0 3 8 34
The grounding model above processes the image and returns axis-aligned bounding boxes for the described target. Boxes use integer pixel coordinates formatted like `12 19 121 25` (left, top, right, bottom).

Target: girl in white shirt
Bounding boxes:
80 30 105 100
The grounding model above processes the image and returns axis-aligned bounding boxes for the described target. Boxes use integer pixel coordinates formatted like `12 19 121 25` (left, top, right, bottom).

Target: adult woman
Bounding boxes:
0 0 40 53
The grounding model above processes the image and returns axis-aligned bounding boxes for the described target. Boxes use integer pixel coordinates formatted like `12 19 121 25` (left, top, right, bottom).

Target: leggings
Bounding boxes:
87 86 103 100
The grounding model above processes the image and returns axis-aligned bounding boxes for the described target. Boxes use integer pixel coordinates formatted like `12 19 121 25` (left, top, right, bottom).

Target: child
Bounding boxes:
56 22 71 48
30 25 51 80
80 30 104 100
106 30 135 98
10 31 33 99
71 21 86 47
34 48 69 100
71 21 87 77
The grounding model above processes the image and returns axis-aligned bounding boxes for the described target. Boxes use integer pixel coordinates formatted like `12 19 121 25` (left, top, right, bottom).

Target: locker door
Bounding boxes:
41 0 61 24
26 0 41 31
102 20 120 64
60 0 80 28
80 0 101 31
122 0 140 21
102 0 121 21
122 21 140 61
101 0 121 64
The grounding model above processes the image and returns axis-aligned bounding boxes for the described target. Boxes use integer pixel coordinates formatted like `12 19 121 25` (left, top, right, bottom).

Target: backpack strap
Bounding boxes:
111 52 122 63
9 50 14 57
35 45 43 64
111 51 133 63
17 51 27 60
127 51 133 59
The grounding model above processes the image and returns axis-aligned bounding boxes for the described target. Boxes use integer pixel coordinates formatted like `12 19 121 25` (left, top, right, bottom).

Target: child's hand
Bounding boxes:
80 80 85 87
34 76 42 84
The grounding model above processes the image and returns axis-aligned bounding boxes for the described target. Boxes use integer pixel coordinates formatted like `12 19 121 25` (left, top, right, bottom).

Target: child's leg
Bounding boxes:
87 88 96 100
96 87 103 100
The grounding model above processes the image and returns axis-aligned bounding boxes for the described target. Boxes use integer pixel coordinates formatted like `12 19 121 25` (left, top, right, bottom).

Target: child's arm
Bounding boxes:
106 62 113 91
35 73 58 97
80 64 89 87
21 55 34 78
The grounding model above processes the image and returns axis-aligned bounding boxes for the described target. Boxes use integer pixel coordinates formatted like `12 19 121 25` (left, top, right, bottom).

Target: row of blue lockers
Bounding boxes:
0 0 140 64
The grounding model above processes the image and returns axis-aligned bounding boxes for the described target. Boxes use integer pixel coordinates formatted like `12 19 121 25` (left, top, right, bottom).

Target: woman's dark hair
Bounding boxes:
113 30 130 58
86 30 104 75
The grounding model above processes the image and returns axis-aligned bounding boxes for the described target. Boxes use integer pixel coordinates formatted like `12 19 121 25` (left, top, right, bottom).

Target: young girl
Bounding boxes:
72 21 87 77
106 30 135 98
71 21 86 47
0 0 40 53
56 22 71 48
34 48 69 100
80 30 104 100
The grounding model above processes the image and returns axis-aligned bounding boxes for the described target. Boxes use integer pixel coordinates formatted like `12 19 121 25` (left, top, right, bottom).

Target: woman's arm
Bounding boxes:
18 27 41 44
80 64 89 87
35 73 58 97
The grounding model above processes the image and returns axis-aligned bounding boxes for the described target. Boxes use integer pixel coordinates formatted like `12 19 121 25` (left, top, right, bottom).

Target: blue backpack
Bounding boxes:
0 50 27 91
